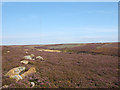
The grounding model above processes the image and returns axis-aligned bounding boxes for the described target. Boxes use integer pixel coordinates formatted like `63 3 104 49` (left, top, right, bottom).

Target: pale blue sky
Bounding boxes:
2 2 118 45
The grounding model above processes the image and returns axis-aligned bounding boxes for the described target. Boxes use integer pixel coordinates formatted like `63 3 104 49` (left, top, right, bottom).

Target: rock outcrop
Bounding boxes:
36 56 44 61
5 66 26 81
23 55 32 60
5 54 40 82
1 85 9 89
23 54 35 60
21 67 36 79
5 67 36 81
11 75 23 81
20 60 29 65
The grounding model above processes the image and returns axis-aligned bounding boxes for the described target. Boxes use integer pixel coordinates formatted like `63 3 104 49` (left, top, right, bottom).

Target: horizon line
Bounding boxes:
0 41 119 46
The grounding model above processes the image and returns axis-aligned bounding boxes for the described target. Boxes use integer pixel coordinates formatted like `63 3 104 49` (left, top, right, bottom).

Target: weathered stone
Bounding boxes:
7 51 10 53
30 54 35 57
2 85 9 88
5 66 25 80
21 67 36 78
11 75 23 81
23 54 35 60
36 56 44 61
5 66 36 81
20 60 29 65
33 58 35 60
23 55 32 60
30 82 35 87
26 51 28 54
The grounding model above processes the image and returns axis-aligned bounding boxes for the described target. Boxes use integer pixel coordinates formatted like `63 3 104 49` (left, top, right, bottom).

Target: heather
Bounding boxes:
2 42 119 88
36 42 119 56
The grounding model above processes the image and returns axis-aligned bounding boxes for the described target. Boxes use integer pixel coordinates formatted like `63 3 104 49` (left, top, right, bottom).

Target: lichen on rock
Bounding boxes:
11 75 23 81
21 67 36 79
5 66 26 81
5 66 36 81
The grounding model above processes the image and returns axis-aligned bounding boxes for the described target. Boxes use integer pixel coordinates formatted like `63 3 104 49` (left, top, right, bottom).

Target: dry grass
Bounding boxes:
37 49 61 52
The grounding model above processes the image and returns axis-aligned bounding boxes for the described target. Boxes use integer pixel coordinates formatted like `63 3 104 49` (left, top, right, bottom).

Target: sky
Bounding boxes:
2 2 118 45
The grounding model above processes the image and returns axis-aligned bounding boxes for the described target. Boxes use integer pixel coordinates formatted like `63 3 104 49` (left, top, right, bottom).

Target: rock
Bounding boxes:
33 58 35 60
21 67 36 78
20 60 29 65
23 54 35 60
2 85 9 88
5 66 36 81
30 54 35 57
5 66 25 81
23 55 32 60
7 51 10 53
30 82 35 87
36 56 44 61
11 75 23 81
26 51 28 54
